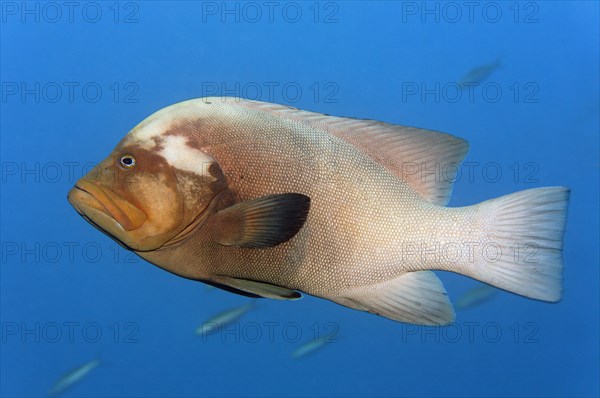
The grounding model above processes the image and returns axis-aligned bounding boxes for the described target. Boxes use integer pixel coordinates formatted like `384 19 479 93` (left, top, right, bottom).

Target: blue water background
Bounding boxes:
1 1 599 397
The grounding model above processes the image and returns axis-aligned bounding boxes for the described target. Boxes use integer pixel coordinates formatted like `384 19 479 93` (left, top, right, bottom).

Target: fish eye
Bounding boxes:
119 154 136 169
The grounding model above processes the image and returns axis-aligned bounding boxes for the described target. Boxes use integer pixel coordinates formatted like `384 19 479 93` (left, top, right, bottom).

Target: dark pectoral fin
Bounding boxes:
212 276 302 300
212 193 310 248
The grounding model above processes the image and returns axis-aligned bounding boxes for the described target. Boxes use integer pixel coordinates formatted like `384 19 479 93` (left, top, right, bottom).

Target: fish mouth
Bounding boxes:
68 180 147 231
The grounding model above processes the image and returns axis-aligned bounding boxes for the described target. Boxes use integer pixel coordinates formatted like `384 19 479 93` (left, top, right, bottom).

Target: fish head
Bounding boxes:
68 108 227 252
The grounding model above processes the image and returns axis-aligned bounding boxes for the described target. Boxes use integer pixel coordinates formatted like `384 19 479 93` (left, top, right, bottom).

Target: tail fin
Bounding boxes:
472 187 570 302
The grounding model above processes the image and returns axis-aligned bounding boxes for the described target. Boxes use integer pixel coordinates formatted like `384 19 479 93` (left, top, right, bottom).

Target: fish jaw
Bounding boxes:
68 179 152 251
68 179 148 231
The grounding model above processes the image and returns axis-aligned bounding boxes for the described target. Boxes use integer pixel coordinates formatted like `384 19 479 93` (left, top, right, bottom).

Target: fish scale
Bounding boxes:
68 97 569 326
160 105 427 289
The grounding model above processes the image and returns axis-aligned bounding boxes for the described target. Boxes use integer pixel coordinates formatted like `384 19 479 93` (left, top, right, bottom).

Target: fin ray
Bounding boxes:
212 193 310 248
332 271 455 325
463 187 570 301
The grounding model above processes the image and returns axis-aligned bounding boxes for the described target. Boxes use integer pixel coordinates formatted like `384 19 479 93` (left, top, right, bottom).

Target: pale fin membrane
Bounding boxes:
465 187 570 301
332 271 455 326
230 98 469 205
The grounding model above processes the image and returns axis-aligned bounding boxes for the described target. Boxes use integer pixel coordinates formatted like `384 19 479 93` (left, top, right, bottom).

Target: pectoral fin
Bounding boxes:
212 193 310 248
212 276 302 300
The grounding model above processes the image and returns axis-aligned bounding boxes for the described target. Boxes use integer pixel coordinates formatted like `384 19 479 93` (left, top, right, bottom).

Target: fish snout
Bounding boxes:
68 179 147 231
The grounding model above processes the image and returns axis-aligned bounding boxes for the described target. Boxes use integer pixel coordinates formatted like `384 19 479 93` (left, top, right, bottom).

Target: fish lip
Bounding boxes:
68 185 111 218
68 185 125 236
68 181 147 231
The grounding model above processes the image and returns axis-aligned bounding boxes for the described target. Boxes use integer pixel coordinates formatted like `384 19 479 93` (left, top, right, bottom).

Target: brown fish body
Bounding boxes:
69 97 569 325
132 100 458 294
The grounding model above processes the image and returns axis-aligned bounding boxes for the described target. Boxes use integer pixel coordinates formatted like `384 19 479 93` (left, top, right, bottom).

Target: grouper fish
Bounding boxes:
68 97 570 325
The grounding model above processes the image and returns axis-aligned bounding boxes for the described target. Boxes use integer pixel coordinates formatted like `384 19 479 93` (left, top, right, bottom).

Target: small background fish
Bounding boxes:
196 301 255 336
458 58 503 88
292 332 339 359
48 357 101 397
455 284 498 310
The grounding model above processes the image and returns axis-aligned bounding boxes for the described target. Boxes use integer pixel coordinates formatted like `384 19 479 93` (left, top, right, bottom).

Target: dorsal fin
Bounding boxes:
231 98 469 205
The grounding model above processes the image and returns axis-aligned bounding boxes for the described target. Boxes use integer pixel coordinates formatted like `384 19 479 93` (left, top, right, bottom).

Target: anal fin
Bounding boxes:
332 271 455 326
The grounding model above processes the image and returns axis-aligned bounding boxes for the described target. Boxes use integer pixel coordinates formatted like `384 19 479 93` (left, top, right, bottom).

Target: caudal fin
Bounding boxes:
471 187 570 302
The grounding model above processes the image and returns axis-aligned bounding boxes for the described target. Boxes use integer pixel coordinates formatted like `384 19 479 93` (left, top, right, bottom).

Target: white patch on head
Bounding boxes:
130 116 173 145
121 99 222 174
125 100 214 149
158 135 213 176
